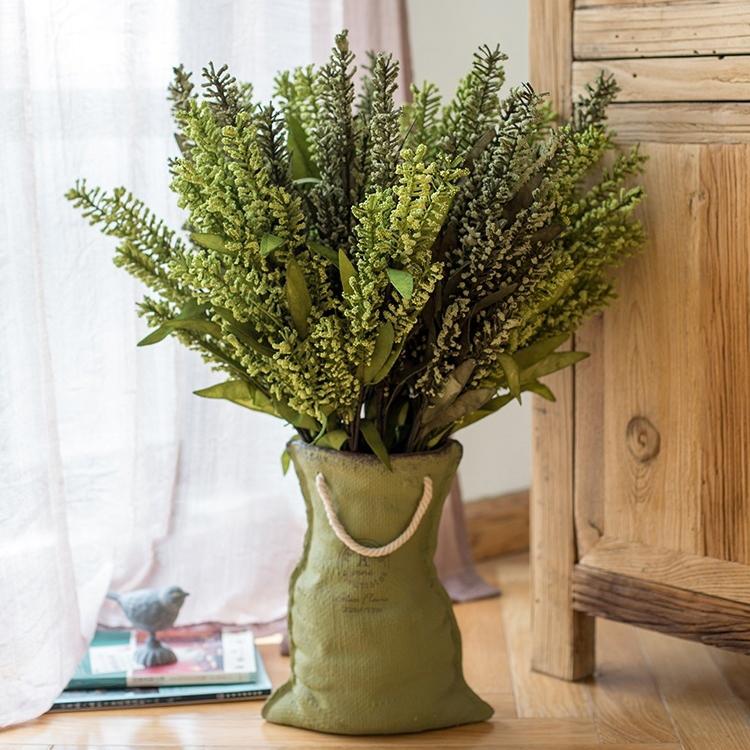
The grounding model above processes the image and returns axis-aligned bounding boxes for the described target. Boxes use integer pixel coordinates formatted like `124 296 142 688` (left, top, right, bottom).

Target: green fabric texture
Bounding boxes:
262 439 493 735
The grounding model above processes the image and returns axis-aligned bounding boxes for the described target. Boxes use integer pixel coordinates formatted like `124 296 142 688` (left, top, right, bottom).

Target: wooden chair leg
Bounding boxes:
530 380 596 681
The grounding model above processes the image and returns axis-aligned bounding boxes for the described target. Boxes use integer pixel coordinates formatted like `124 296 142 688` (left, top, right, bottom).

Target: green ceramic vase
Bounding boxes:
262 439 493 735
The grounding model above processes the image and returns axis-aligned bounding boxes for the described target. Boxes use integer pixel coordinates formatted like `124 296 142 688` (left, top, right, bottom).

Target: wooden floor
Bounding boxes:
4 553 750 749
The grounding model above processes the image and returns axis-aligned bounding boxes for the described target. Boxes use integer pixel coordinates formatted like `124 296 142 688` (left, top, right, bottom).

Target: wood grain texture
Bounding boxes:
601 143 703 557
466 490 529 560
639 627 750 750
531 371 596 681
607 103 750 144
574 565 750 653
574 1 750 58
529 0 574 117
573 57 750 102
581 537 750 604
530 0 595 682
573 314 604 558
698 144 750 564
590 619 677 744
710 647 750 712
495 554 595 718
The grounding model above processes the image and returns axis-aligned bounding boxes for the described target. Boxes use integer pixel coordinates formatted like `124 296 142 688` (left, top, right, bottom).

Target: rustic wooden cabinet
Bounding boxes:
530 0 750 680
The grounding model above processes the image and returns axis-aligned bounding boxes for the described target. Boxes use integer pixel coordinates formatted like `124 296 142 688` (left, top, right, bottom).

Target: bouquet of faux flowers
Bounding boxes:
68 31 644 467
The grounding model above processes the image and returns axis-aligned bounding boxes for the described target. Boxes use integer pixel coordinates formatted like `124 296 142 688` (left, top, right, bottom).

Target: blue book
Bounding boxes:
51 646 271 712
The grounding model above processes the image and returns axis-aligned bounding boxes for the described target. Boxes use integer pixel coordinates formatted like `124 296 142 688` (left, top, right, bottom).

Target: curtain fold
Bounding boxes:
0 0 492 728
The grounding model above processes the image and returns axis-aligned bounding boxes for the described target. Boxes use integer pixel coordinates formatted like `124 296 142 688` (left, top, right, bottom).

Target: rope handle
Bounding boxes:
314 473 433 558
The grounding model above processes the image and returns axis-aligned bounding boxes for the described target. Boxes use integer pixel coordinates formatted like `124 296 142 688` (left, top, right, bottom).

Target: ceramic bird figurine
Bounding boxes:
106 585 189 667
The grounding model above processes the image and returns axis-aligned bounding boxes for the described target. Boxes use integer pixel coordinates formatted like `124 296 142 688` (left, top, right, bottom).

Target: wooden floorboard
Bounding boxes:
638 628 750 750
4 552 750 748
589 619 677 744
494 556 595 719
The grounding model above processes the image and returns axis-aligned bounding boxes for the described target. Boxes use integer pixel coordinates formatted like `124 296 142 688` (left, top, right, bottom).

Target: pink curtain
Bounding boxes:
344 0 414 99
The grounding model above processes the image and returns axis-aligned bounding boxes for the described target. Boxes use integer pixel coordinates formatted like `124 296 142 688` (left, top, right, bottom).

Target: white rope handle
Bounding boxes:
315 473 433 558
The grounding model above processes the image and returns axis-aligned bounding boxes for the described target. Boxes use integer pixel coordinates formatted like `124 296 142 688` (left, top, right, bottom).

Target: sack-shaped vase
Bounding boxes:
262 439 493 735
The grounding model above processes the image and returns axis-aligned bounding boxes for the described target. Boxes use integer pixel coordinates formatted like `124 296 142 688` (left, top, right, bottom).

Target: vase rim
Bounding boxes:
287 437 462 463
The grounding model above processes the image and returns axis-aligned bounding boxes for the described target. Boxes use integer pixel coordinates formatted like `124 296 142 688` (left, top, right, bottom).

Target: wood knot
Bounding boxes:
626 416 660 463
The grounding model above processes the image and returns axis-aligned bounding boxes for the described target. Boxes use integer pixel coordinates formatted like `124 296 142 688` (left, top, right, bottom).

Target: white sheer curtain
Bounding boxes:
0 0 399 727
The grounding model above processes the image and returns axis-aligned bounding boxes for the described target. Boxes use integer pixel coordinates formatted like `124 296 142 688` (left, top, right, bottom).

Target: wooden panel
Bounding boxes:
608 103 750 144
466 490 529 560
602 143 702 556
699 145 750 564
530 0 574 117
581 537 750 605
529 0 595 683
639 627 750 750
573 314 604 558
574 565 750 653
573 57 750 102
574 1 750 59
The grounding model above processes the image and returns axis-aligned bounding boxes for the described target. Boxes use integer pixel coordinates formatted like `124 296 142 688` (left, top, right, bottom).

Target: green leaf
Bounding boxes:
426 425 453 449
286 112 320 180
364 322 395 384
281 449 291 475
513 333 570 371
293 177 322 187
472 284 517 315
213 307 274 357
260 234 285 257
387 268 414 300
338 249 356 295
137 324 173 346
464 128 496 171
497 353 521 400
190 233 226 252
521 350 589 381
423 359 475 424
194 380 252 401
524 380 556 402
138 300 207 346
285 258 312 338
371 340 404 384
308 241 338 265
450 392 514 433
194 380 278 416
360 420 392 470
422 387 494 435
316 429 348 450
138 317 221 346
273 400 319 432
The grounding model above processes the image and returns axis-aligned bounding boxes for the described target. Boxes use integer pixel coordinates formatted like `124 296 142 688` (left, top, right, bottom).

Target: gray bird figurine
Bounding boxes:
106 585 189 667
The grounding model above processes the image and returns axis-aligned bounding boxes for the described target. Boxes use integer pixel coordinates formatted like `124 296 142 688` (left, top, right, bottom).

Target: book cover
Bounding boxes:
52 646 271 712
67 624 257 689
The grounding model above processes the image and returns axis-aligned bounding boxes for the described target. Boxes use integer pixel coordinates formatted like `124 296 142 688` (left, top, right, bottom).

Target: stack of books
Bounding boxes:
52 624 272 711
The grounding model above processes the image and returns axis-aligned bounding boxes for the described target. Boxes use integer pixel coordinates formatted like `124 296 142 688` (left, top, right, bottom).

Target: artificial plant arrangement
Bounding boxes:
68 31 644 736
